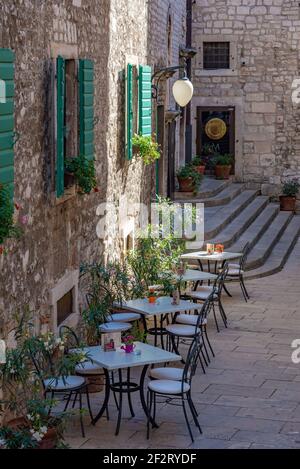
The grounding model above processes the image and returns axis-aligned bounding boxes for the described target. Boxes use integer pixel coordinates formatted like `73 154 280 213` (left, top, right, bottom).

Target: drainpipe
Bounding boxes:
185 0 193 163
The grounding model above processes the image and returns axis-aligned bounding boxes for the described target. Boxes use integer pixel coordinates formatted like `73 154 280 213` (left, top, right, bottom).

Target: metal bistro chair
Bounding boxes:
29 340 93 438
146 336 203 443
224 243 250 302
186 263 229 332
165 295 212 373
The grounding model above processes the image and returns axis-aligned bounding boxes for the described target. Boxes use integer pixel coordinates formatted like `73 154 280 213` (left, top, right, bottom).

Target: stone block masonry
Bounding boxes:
192 0 300 200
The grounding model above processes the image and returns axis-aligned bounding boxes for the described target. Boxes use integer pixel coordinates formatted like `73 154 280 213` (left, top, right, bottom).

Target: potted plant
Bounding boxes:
132 134 160 165
121 335 136 354
280 179 300 212
212 154 233 180
191 156 206 175
176 164 203 193
65 154 97 194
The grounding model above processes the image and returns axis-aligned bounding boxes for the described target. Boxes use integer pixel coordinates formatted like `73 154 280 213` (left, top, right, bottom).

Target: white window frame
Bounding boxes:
195 35 238 77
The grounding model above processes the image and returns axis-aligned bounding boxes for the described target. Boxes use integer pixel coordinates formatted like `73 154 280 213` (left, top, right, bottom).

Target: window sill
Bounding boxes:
194 68 238 77
54 185 76 206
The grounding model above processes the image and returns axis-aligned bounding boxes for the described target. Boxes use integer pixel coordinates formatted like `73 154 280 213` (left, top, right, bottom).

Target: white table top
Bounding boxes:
77 342 181 371
177 269 217 282
181 251 242 262
119 296 201 317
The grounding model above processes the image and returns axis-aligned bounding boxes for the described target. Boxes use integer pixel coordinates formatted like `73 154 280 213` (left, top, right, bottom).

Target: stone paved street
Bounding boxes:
65 240 300 449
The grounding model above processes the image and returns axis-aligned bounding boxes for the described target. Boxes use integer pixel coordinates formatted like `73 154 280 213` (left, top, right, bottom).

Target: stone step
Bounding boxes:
202 183 245 207
174 176 232 201
227 202 280 252
245 211 294 271
204 189 258 240
244 216 300 279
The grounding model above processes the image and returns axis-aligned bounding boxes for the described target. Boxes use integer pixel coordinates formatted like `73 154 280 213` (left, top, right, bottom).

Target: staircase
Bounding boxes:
174 177 300 279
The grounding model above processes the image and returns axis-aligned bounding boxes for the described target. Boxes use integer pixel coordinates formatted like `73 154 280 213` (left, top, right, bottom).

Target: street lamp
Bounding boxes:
151 66 194 106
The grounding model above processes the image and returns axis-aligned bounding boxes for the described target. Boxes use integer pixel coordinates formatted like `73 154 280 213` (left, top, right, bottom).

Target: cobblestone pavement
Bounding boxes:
66 240 300 449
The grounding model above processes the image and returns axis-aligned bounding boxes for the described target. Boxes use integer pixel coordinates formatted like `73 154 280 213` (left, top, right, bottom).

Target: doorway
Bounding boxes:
196 106 235 173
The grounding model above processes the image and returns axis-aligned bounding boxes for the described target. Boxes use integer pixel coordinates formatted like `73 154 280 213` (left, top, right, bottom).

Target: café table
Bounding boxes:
181 250 243 296
75 342 181 435
118 296 202 348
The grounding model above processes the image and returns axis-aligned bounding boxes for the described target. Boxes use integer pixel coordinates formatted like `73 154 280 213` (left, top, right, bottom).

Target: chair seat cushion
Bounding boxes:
148 379 190 394
166 324 200 336
187 290 217 301
44 375 85 391
229 263 240 269
75 361 103 375
99 322 132 333
176 314 207 326
108 312 141 322
150 367 184 381
227 268 244 276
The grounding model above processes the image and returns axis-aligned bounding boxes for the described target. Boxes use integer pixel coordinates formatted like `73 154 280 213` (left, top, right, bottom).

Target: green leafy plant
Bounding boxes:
65 154 97 194
211 153 233 166
282 179 300 197
191 156 205 166
132 134 160 165
0 184 22 245
80 262 133 344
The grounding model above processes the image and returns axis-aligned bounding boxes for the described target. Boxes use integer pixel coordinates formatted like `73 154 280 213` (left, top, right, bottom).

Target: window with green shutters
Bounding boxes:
138 65 152 137
55 57 95 198
126 63 152 160
0 48 15 201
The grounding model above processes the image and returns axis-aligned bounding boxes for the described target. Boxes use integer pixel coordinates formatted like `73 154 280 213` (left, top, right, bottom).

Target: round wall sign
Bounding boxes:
205 118 227 140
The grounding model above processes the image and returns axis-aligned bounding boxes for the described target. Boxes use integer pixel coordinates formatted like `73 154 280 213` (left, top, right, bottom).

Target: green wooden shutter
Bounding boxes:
56 56 65 198
138 65 152 136
79 59 94 161
0 48 15 200
126 63 133 160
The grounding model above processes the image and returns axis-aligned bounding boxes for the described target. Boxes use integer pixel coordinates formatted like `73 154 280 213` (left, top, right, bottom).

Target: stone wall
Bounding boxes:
192 0 300 199
0 0 153 329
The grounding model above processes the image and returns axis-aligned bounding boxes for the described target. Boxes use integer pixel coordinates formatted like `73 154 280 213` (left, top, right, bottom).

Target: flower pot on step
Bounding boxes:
279 195 297 212
177 176 195 192
215 165 231 180
194 165 206 175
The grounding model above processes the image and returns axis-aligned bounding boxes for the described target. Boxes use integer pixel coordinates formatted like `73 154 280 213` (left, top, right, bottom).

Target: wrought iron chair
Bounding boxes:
224 243 250 302
164 295 212 372
146 336 203 442
186 263 229 332
29 338 93 438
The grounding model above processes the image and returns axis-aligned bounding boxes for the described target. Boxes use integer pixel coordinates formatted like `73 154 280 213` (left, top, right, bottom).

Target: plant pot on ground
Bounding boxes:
176 164 203 194
191 156 206 175
212 154 233 180
279 179 300 212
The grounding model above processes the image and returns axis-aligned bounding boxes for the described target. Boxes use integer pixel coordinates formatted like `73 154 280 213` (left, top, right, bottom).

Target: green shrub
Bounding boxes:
132 134 160 165
282 179 300 197
65 154 97 194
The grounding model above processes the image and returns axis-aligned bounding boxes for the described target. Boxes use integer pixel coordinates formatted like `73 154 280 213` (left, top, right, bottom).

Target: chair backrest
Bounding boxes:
182 336 203 389
29 343 54 390
213 262 229 298
195 294 213 330
59 325 80 351
240 243 250 271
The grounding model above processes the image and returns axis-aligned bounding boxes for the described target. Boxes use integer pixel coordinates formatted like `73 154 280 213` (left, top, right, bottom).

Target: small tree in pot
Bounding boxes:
212 154 233 180
280 179 300 212
176 164 202 194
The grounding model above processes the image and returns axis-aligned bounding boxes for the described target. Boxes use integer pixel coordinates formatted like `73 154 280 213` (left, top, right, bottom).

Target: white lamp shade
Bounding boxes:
172 77 194 107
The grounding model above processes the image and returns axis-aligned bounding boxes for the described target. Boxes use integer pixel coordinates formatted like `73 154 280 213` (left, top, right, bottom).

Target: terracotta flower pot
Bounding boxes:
37 427 58 450
194 165 206 175
177 176 195 192
279 195 297 212
215 165 231 180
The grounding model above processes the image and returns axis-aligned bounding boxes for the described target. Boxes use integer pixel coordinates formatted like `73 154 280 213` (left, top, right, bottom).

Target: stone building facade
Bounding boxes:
0 0 187 333
192 0 300 197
